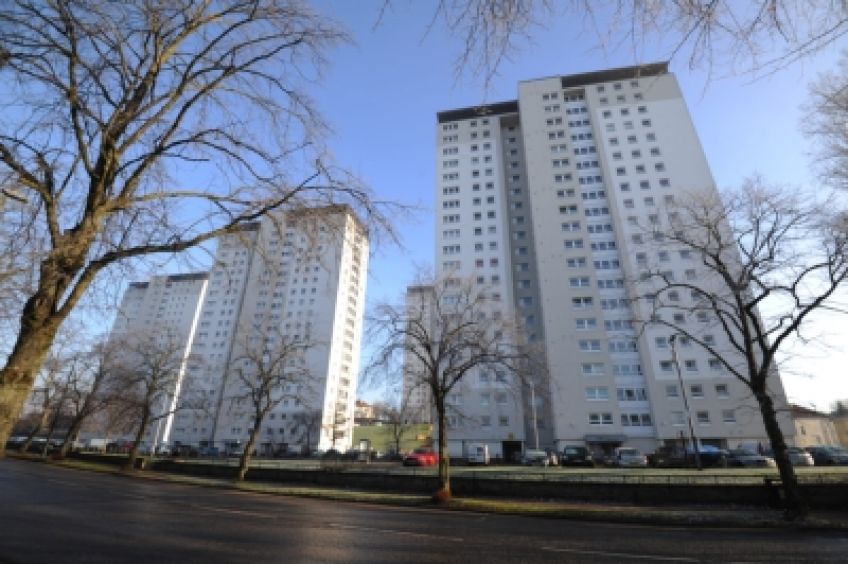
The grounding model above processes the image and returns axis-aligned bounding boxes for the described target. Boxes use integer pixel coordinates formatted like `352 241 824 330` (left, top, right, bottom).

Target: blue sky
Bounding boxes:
302 1 847 410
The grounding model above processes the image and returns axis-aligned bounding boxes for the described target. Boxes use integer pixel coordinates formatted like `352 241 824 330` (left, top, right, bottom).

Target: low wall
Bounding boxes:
71 454 848 510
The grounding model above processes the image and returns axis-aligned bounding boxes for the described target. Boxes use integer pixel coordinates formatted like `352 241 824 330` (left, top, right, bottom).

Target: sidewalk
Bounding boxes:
16 453 848 531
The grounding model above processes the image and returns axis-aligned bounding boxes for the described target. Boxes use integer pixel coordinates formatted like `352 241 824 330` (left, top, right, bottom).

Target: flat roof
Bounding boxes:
437 101 519 124
436 63 670 124
557 62 668 89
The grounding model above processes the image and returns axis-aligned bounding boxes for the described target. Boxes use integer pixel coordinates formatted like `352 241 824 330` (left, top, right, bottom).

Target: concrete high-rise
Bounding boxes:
107 205 368 455
107 272 209 450
430 63 792 459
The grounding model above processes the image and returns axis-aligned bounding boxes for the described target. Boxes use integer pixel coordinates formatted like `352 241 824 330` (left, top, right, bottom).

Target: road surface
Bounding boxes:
0 458 845 563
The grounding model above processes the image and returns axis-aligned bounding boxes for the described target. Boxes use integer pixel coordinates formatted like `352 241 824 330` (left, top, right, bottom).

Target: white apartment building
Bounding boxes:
402 285 435 425
170 205 368 454
107 272 209 449
432 63 792 460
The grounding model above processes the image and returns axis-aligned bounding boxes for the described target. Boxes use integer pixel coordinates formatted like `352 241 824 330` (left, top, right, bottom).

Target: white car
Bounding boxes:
612 447 648 467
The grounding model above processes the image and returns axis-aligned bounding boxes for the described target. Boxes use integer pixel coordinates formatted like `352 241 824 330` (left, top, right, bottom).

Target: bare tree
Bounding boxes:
57 340 119 458
806 51 848 190
419 1 848 88
0 0 391 451
291 408 322 456
226 327 313 481
378 395 415 457
17 353 64 453
634 179 848 518
369 276 529 500
105 330 200 470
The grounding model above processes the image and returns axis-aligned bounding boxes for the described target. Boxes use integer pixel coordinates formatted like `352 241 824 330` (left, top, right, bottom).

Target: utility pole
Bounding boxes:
669 334 702 470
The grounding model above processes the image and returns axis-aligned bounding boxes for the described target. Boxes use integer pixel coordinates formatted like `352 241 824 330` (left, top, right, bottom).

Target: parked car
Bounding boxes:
648 446 727 468
726 448 776 468
560 445 594 467
403 448 438 466
805 446 848 466
762 447 814 467
522 449 557 467
610 447 648 468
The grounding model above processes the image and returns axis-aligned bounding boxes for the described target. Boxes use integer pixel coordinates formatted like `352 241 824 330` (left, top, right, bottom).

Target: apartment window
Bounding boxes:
660 360 674 373
499 416 510 427
685 360 698 372
722 410 736 423
642 119 652 127
579 339 602 352
570 276 590 287
566 257 587 268
589 413 613 425
582 362 604 375
585 386 609 400
696 411 710 424
665 384 679 397
655 163 666 172
690 384 704 398
715 384 729 398
575 318 597 330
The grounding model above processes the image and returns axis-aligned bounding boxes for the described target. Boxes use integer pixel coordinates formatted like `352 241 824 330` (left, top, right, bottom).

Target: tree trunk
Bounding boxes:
237 422 262 481
0 231 101 456
0 317 65 456
755 390 807 519
19 405 51 454
41 407 62 458
125 409 151 471
60 413 87 458
435 403 450 500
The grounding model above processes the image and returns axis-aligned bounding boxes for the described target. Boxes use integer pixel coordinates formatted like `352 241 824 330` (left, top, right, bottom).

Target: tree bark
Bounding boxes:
124 408 151 471
0 315 64 456
436 402 450 499
60 412 87 458
19 403 51 454
0 245 95 454
59 414 85 458
237 421 262 481
755 389 807 519
41 404 63 458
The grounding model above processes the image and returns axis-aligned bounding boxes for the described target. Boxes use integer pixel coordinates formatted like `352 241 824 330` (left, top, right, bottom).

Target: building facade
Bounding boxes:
106 205 368 454
432 63 792 460
106 272 209 450
790 405 841 448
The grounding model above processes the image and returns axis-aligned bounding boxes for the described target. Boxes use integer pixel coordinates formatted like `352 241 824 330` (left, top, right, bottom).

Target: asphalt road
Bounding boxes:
1 459 846 563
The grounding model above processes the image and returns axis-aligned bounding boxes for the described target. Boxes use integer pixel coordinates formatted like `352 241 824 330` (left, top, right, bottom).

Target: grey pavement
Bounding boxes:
1 458 847 563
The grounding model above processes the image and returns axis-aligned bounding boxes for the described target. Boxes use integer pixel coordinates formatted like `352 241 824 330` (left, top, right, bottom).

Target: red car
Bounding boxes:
403 448 439 466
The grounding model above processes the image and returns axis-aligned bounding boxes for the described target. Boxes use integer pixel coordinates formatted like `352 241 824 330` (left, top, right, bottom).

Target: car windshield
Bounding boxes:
619 448 639 455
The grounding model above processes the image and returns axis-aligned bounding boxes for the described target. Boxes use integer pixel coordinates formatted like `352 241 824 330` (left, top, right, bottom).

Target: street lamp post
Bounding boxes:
669 334 702 470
